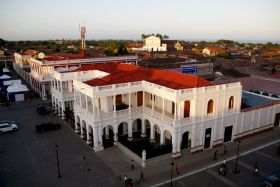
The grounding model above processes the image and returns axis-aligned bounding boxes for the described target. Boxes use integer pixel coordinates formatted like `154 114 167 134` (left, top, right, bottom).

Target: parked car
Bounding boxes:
261 175 280 187
36 104 52 115
35 123 61 132
0 121 18 134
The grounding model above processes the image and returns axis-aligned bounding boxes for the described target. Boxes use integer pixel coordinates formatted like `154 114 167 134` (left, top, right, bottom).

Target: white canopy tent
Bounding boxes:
7 84 29 93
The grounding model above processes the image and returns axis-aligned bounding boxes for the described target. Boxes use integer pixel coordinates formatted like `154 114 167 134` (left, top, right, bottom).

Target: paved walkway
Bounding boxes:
96 127 280 187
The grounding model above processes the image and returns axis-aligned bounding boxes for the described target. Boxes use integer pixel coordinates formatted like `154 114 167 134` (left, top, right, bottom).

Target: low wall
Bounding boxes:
116 142 142 167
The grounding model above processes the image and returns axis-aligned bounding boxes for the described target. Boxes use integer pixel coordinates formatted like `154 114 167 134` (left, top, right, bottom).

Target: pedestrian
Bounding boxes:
213 150 218 160
175 162 180 175
223 167 227 176
223 159 226 166
253 162 258 176
139 171 145 182
223 146 228 155
124 175 128 186
131 159 134 170
218 166 223 175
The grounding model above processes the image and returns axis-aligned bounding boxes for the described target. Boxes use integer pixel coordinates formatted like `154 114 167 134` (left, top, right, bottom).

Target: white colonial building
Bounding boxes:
13 50 138 100
143 36 167 52
51 62 280 158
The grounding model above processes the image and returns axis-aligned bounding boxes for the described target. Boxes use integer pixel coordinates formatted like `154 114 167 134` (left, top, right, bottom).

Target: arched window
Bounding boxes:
229 96 234 109
207 99 214 114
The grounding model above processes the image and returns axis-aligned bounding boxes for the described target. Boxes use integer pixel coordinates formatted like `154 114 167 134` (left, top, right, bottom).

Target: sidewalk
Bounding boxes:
96 127 280 187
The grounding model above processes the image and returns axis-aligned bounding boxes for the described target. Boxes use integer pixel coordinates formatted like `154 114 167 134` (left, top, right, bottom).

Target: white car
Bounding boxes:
0 121 18 134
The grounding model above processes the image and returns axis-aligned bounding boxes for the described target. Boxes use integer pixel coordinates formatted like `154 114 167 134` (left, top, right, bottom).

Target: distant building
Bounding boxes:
143 36 167 52
174 41 184 51
202 46 225 56
13 50 138 100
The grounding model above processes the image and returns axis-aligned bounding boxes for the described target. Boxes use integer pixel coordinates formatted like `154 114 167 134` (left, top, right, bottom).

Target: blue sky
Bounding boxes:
0 0 279 41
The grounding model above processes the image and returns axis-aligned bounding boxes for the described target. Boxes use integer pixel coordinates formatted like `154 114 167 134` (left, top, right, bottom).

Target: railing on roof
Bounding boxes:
42 55 138 65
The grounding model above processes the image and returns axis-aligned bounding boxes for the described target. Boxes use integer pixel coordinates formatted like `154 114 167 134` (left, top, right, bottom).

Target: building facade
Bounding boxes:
51 63 280 158
13 51 138 100
143 36 167 52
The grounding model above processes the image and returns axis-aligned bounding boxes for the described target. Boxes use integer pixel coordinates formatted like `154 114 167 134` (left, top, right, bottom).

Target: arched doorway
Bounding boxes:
154 124 160 144
132 119 142 139
144 119 151 138
118 122 128 143
102 125 114 148
181 131 189 149
163 130 172 145
81 120 86 139
76 115 81 133
87 125 93 145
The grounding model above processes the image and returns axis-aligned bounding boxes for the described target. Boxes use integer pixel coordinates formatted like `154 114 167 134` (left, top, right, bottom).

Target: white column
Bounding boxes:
85 95 88 111
79 92 82 108
177 132 182 153
152 94 154 111
60 81 63 94
93 126 100 151
92 98 95 115
74 115 80 134
113 95 116 112
174 102 177 120
141 120 146 137
61 102 65 120
162 97 165 115
128 93 131 108
150 125 155 142
114 125 118 145
98 125 103 148
160 130 164 145
86 125 93 145
143 91 145 107
172 133 177 153
97 97 100 115
128 120 133 141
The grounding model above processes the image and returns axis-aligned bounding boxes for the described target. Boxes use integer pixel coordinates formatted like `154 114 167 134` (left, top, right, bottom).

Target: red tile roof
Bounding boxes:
73 63 214 90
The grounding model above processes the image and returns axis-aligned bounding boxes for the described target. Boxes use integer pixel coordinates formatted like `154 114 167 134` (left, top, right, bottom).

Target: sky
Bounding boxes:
0 0 280 42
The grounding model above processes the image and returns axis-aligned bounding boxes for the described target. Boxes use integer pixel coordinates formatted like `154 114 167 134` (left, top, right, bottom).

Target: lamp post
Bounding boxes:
233 140 241 174
170 162 174 187
55 144 61 178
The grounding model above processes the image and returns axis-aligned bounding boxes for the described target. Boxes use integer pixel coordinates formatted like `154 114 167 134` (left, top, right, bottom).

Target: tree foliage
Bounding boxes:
105 41 128 56
141 33 169 40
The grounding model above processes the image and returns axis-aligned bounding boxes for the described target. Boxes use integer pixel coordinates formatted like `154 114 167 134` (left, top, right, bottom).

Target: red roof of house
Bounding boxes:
73 63 214 90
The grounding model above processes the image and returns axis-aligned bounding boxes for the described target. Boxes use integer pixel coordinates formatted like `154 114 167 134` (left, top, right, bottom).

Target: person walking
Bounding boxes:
130 159 134 170
139 171 145 182
218 165 223 175
213 150 218 160
253 162 258 176
124 175 128 186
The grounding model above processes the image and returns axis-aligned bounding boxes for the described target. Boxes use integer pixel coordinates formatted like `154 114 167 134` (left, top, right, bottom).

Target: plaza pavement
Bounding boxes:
1 99 279 187
96 126 280 187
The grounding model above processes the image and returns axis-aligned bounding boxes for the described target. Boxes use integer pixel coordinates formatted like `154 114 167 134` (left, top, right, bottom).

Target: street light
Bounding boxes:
170 162 174 187
233 140 241 174
55 144 61 178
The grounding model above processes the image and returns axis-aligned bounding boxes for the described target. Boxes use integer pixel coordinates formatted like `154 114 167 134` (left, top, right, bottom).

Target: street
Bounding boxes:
0 101 121 187
159 142 280 187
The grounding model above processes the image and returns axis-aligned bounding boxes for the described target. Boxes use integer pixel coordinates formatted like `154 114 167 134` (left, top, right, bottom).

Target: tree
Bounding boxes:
264 42 274 50
163 35 169 39
0 38 6 47
105 41 128 56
